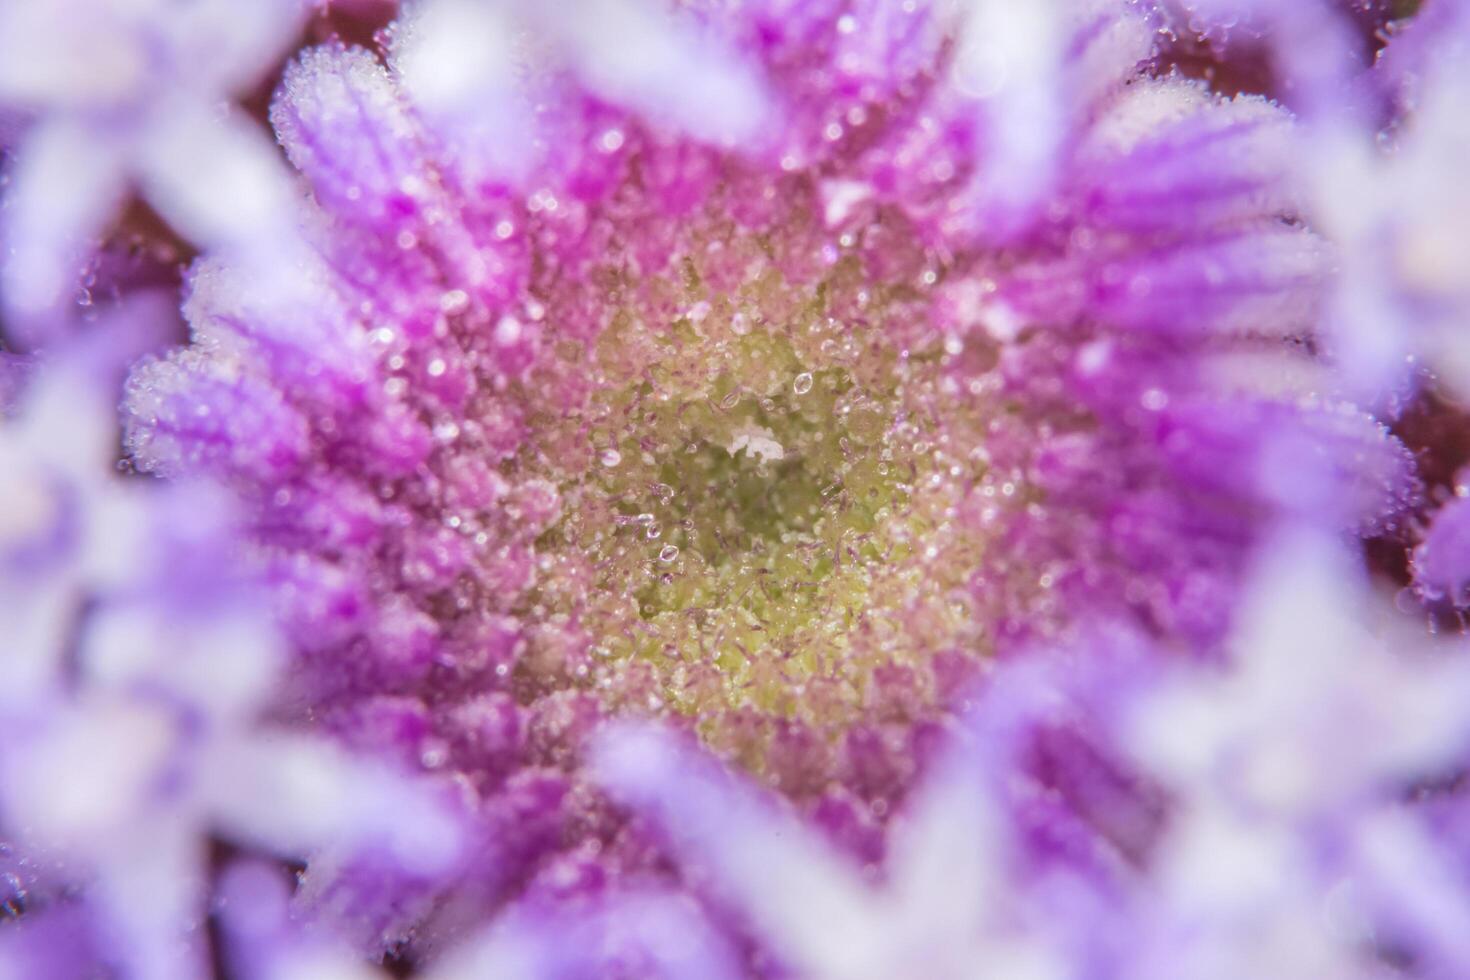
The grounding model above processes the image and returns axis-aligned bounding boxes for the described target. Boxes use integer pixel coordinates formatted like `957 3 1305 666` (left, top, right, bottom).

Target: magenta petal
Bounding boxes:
273 45 429 232
124 351 311 481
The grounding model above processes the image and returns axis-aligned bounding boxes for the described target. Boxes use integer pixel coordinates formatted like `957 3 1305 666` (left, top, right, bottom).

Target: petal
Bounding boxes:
527 0 772 148
886 740 1006 956
1 119 128 330
952 0 1069 233
217 861 385 980
167 0 309 96
272 45 430 231
593 723 883 978
832 0 947 99
123 350 312 482
1158 399 1417 532
1079 81 1299 234
136 100 297 252
387 0 535 185
951 0 1151 239
1066 0 1156 105
0 1 149 107
91 830 209 980
1413 495 1470 605
1007 226 1330 336
182 253 374 410
428 891 743 980
204 734 463 876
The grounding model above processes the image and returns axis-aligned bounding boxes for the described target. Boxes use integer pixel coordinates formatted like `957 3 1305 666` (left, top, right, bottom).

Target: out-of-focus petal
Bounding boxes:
595 724 882 978
137 100 298 253
165 0 309 96
204 735 463 876
0 0 152 108
522 0 773 148
388 0 535 185
1 119 127 328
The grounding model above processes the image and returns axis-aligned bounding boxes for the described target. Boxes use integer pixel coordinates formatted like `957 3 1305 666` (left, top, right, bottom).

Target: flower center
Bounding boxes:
514 197 1005 739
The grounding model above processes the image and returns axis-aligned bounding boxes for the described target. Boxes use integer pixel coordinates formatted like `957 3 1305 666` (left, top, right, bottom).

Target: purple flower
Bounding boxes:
0 0 1464 976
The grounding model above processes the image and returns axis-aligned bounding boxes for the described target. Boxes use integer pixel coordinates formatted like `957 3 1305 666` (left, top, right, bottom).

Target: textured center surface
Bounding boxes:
513 204 1006 739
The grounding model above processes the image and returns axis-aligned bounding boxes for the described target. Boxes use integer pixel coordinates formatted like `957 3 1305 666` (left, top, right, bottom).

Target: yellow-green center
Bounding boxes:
512 210 1007 746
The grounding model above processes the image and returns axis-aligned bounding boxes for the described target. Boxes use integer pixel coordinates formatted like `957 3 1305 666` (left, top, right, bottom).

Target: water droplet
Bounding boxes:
495 316 522 346
793 372 814 395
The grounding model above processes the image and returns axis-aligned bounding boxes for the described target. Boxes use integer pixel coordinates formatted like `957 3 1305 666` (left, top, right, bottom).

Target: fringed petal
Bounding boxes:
272 45 430 232
124 351 311 482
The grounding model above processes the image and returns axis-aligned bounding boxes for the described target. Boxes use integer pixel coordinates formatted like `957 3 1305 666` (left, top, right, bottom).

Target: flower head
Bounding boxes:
0 0 1464 975
107 0 1420 953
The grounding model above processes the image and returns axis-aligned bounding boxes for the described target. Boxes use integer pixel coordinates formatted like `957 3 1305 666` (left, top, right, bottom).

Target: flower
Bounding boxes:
108 0 1424 958
0 0 1463 976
